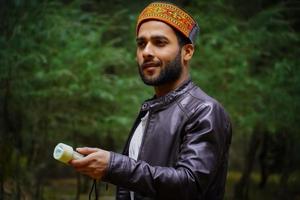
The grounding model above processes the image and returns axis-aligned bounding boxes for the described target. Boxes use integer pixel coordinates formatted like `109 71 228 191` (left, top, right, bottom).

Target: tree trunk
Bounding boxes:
234 130 261 200
277 133 292 200
258 132 269 189
15 151 22 200
0 165 4 200
277 170 290 200
75 172 81 200
34 174 44 200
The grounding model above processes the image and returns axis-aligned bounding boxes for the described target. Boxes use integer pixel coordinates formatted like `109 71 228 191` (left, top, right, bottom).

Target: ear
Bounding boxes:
182 44 194 63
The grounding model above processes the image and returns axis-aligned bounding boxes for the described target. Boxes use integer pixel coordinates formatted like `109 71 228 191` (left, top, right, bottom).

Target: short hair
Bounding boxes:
172 26 191 47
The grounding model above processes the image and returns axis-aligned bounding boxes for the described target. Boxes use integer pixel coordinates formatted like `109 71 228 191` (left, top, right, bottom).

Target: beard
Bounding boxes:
138 51 182 86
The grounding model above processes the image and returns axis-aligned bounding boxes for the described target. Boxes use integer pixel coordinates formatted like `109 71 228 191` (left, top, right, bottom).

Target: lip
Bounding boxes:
142 62 160 70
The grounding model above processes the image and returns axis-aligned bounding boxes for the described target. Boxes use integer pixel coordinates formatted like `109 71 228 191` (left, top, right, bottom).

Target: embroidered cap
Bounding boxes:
136 2 199 44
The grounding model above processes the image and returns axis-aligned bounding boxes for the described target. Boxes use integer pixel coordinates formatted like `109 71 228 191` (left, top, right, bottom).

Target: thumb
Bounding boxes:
76 147 100 155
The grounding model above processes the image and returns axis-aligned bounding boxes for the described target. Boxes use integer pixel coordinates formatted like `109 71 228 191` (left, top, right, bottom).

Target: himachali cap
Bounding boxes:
136 1 199 44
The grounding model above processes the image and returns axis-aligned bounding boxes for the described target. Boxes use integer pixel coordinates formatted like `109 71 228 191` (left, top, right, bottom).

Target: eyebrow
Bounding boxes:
136 35 169 42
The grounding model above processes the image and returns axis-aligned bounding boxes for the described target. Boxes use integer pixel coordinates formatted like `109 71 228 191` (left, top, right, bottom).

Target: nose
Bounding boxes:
142 43 154 60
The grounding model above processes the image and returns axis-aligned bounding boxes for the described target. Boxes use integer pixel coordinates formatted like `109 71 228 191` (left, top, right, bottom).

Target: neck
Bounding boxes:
154 75 189 97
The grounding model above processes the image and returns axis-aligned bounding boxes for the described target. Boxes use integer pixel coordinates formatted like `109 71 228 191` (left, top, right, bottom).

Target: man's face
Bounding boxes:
136 20 183 86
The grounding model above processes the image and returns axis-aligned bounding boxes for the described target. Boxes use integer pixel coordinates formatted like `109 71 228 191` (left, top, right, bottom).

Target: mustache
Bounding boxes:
141 60 161 69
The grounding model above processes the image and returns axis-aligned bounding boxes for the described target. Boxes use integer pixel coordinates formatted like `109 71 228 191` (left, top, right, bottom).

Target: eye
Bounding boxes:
154 39 168 47
137 40 146 49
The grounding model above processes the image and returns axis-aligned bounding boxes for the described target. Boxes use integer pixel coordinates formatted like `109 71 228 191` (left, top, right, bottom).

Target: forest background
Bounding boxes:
0 0 300 199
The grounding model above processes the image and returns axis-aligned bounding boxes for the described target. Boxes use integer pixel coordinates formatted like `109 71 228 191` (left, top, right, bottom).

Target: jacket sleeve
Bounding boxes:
103 102 231 200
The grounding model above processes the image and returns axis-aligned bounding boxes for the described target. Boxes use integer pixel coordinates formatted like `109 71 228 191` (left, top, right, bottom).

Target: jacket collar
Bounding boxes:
141 79 193 111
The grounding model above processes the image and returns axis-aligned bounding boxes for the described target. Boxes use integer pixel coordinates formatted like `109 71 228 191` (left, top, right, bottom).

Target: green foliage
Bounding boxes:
0 1 151 197
190 2 300 135
0 0 299 198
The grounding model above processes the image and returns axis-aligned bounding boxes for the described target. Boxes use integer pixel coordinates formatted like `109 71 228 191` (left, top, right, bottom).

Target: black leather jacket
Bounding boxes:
103 79 232 200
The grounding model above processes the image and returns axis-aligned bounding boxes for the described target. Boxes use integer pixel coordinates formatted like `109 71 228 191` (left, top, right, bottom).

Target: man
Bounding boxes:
70 2 232 200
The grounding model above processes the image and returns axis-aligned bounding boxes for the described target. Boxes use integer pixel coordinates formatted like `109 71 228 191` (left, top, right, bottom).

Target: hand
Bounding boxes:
69 147 110 180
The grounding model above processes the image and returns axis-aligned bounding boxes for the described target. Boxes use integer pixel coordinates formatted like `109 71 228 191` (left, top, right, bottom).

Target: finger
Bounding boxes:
69 156 92 167
73 166 98 179
75 168 102 180
76 147 100 155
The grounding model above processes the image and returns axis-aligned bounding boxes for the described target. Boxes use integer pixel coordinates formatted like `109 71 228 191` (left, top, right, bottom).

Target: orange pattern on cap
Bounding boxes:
137 2 196 38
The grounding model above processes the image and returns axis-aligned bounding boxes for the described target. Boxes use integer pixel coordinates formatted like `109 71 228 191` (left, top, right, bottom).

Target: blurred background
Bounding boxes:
0 0 299 199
